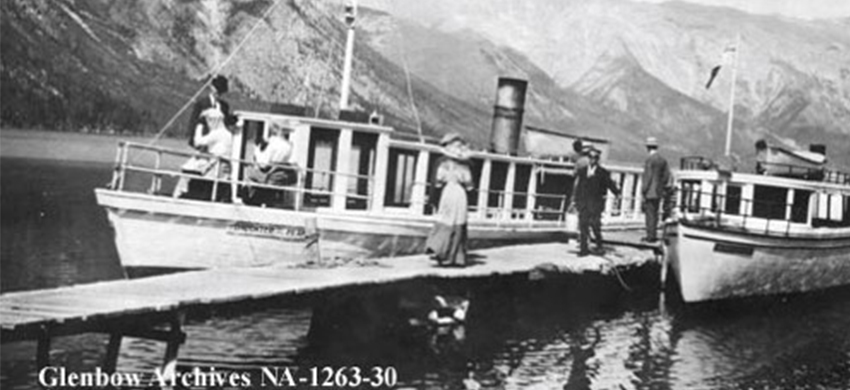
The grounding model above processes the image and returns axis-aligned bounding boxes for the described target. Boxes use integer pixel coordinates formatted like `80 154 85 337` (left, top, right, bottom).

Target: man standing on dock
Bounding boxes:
569 146 620 257
641 137 672 243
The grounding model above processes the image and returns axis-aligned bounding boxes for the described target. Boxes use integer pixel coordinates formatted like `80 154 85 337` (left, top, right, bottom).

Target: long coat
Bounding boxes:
572 165 620 215
641 152 671 200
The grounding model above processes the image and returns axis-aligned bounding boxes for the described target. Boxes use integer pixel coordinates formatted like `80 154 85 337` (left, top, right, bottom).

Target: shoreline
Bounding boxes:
0 128 187 165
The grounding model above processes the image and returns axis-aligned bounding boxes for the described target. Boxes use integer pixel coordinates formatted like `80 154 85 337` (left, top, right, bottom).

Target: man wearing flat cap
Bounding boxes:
641 137 672 243
186 74 237 150
569 146 620 256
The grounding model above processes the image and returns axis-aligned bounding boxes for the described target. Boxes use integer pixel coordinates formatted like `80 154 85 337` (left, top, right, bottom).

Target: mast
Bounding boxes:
339 0 357 110
723 33 740 157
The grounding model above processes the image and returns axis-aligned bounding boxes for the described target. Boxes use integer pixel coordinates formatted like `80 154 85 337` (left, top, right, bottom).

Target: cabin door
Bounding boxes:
347 133 377 210
305 128 339 208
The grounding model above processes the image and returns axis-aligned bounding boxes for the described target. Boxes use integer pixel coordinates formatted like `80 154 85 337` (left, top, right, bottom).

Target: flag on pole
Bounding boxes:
705 44 737 89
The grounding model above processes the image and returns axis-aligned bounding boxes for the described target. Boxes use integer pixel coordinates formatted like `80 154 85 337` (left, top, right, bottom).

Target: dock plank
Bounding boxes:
1 241 656 340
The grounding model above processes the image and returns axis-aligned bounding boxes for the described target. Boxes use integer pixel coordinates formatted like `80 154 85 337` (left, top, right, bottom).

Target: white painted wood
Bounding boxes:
333 129 353 211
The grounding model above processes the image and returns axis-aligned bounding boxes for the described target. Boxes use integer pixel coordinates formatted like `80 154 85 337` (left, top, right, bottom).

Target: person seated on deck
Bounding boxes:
174 104 235 202
243 122 298 208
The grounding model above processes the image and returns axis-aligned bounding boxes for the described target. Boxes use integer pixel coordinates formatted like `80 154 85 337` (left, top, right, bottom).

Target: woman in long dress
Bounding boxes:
426 133 473 267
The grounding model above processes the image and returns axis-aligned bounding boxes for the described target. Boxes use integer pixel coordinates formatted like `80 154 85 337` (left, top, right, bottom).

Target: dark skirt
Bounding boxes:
425 222 468 266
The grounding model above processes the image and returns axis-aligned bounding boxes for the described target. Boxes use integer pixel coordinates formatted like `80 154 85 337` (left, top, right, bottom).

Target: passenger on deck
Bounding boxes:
571 138 590 170
186 75 236 150
425 133 473 268
641 137 672 243
173 103 234 201
569 146 620 257
243 122 298 208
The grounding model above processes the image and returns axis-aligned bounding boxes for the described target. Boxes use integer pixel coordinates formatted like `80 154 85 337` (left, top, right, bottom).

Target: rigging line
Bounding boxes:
401 48 424 143
146 0 285 147
386 0 424 143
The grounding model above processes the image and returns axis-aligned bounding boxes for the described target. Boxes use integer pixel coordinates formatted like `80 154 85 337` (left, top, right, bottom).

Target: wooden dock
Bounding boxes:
0 239 659 376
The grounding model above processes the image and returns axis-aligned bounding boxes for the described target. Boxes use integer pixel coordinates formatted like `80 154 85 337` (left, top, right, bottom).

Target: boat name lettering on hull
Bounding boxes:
227 221 306 241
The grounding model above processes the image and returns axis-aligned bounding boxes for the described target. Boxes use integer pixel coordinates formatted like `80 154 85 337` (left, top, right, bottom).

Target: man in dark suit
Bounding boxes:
641 137 672 242
186 75 237 149
569 147 621 256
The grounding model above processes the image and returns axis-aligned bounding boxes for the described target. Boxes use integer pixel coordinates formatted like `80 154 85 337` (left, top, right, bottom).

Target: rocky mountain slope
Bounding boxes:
372 0 850 166
2 0 848 167
0 0 491 143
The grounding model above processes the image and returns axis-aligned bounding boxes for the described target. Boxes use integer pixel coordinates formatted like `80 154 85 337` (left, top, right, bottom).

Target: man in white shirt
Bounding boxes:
245 123 297 207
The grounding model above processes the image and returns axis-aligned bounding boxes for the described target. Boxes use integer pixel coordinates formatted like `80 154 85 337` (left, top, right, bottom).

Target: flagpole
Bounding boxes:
723 33 740 157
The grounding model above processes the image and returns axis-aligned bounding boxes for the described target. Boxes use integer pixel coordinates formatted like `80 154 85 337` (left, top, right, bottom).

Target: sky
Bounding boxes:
621 0 850 20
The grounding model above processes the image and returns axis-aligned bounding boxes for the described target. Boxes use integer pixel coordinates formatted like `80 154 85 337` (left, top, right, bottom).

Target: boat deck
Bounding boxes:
1 238 658 342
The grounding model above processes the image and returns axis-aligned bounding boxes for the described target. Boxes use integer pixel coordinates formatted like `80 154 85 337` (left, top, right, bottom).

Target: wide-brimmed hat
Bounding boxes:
585 145 601 157
645 137 658 147
440 133 465 146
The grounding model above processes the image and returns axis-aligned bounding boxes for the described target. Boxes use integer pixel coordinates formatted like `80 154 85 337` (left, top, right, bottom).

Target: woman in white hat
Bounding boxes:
425 133 473 267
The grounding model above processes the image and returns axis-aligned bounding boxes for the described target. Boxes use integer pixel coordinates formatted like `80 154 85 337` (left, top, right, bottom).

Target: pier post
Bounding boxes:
36 326 50 370
160 311 186 382
103 333 123 373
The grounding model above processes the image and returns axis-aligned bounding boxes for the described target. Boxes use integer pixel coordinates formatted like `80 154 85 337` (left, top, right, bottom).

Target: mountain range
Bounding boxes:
2 0 849 166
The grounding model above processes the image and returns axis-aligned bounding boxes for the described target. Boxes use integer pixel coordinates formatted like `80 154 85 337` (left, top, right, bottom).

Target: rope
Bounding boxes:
597 253 633 292
386 0 424 143
145 0 285 147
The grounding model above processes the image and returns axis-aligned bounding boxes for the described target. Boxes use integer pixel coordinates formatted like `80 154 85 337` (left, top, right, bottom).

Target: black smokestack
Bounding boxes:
490 78 528 155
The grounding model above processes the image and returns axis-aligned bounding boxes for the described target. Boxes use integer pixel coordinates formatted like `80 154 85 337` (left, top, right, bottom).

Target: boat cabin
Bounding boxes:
107 109 649 230
676 157 850 235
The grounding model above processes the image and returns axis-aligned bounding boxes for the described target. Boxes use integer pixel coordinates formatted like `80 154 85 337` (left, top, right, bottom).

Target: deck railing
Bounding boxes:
674 187 850 236
111 142 374 211
111 142 647 228
680 156 850 185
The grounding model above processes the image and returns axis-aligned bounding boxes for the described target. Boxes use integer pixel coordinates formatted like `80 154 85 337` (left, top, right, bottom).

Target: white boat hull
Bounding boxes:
666 222 850 302
95 189 568 272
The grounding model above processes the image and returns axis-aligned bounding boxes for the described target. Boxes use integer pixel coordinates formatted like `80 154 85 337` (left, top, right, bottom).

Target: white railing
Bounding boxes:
110 142 374 211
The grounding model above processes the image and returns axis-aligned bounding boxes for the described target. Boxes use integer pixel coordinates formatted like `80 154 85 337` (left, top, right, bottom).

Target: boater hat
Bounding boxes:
645 137 658 147
440 133 465 146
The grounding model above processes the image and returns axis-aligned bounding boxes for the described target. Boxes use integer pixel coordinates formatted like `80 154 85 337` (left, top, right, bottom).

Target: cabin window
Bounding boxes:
238 120 266 181
424 152 442 215
844 196 850 226
680 180 702 213
790 189 810 223
346 132 377 210
724 185 742 215
534 167 570 220
467 158 482 212
488 161 509 209
710 184 722 213
513 164 532 210
304 128 339 207
752 185 787 220
812 193 850 227
385 148 418 208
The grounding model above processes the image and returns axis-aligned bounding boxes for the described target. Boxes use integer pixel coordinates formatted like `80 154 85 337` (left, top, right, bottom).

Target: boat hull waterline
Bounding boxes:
666 223 850 302
96 189 568 271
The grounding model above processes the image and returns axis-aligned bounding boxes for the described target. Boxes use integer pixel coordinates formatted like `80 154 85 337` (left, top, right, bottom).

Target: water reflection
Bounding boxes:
2 158 850 389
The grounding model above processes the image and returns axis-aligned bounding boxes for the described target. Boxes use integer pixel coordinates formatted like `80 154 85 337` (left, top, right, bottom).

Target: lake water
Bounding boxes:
2 156 850 389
